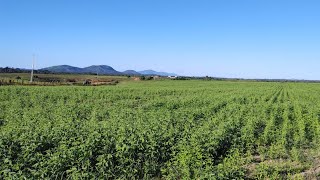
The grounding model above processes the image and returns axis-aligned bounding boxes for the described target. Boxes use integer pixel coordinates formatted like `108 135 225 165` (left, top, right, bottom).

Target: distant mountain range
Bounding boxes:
122 70 141 75
40 65 178 76
138 70 178 76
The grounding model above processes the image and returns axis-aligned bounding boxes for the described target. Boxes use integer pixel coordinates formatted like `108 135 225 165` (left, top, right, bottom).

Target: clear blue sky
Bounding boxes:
1 0 320 79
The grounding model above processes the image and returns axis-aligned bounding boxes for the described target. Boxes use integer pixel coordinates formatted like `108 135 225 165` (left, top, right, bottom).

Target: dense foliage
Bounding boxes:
1 81 320 179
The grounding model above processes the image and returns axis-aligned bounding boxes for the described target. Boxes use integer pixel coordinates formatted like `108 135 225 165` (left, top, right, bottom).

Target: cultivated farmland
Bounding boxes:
1 81 320 179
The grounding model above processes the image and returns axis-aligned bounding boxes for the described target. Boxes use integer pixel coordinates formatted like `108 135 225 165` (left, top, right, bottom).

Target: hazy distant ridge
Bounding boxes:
41 65 178 76
122 70 141 75
138 70 178 76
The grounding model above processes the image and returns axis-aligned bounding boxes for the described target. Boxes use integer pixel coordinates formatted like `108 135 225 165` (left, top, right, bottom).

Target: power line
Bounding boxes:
30 54 35 82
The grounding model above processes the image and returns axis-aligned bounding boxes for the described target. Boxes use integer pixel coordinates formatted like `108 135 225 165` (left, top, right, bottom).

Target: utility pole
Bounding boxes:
30 54 35 82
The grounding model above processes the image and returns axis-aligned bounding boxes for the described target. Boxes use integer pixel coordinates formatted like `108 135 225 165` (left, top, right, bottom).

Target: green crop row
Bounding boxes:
1 81 320 179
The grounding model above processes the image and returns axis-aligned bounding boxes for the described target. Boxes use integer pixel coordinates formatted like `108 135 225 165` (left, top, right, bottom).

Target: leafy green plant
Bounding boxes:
1 81 320 179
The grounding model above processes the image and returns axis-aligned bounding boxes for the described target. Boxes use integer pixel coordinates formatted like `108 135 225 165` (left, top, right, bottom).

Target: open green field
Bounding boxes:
1 80 320 179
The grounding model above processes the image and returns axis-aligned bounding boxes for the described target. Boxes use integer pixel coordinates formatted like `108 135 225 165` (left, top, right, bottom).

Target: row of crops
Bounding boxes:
1 81 320 179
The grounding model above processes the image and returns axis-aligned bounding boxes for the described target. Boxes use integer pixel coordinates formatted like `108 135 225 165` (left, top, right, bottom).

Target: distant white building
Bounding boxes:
168 76 177 79
153 76 160 79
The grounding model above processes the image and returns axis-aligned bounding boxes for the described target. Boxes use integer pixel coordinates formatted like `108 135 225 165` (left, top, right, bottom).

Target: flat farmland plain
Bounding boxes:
1 81 320 179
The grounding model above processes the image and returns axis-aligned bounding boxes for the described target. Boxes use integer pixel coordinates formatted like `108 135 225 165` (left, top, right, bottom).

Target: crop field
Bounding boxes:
1 80 320 179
